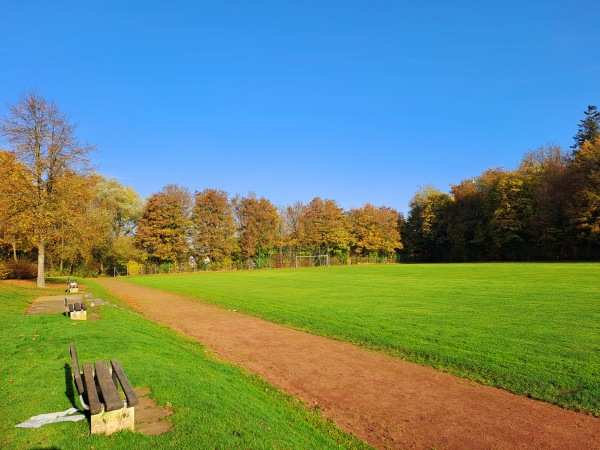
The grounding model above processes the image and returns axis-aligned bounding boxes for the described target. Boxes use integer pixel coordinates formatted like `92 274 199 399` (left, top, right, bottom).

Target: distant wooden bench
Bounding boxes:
64 298 87 320
69 343 139 434
67 280 79 293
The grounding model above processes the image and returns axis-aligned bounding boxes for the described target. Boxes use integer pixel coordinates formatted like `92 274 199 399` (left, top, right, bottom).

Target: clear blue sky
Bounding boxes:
1 1 599 214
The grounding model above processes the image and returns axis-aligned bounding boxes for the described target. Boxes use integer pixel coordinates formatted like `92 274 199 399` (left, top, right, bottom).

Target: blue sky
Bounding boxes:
1 1 599 214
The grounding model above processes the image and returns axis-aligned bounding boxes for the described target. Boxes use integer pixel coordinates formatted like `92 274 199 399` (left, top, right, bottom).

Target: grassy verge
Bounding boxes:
125 262 600 416
0 279 371 449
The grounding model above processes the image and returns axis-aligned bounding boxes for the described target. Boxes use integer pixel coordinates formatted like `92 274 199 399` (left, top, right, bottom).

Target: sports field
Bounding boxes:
127 262 600 416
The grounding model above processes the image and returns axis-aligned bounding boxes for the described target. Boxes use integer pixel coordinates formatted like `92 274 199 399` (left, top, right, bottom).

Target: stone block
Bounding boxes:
90 406 135 435
70 310 87 321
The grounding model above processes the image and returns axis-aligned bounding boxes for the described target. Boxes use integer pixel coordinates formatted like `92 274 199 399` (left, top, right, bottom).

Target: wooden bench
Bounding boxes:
64 298 87 320
69 343 139 434
67 279 79 293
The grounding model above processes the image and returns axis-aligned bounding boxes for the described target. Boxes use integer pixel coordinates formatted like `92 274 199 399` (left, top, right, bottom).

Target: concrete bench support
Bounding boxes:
90 404 135 435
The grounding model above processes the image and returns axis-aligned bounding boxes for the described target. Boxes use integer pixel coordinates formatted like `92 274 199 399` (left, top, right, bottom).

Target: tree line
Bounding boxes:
0 92 598 285
404 105 599 262
133 187 402 272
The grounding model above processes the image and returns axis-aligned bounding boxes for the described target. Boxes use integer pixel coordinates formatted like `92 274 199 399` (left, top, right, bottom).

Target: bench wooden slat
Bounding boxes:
69 343 85 396
110 359 139 407
82 363 103 415
94 361 123 412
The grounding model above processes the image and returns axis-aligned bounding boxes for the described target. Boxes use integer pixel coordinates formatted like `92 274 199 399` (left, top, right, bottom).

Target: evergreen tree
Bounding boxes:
572 105 600 152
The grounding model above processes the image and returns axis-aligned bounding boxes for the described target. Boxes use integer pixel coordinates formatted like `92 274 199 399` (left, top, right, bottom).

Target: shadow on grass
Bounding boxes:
64 363 77 410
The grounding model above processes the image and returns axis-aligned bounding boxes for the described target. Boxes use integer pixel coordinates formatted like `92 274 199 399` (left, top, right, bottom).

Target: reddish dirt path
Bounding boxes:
96 278 600 449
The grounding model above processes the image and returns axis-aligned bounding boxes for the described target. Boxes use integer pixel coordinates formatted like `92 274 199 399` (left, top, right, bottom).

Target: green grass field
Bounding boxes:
0 280 370 449
125 262 600 416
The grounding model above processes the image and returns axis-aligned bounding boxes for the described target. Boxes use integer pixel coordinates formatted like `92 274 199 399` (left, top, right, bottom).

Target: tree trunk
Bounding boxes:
37 235 45 288
59 225 64 274
12 241 17 261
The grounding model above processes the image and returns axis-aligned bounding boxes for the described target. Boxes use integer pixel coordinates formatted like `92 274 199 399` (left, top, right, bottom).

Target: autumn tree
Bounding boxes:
191 189 237 265
487 171 535 259
403 186 452 261
280 201 304 250
1 92 95 287
0 150 33 260
46 174 143 275
93 176 144 272
518 145 573 258
233 193 280 266
569 136 600 255
298 197 351 257
95 176 144 238
44 172 104 274
135 184 192 265
445 179 487 261
348 204 402 260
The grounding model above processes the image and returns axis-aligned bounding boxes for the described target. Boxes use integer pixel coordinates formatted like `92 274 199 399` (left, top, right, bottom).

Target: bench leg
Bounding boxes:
76 393 90 411
90 406 135 435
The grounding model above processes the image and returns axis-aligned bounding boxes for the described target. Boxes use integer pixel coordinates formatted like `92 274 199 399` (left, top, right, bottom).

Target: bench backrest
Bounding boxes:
69 343 85 396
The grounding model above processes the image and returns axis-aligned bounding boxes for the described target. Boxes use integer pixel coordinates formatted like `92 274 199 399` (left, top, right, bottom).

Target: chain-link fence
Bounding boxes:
116 252 399 277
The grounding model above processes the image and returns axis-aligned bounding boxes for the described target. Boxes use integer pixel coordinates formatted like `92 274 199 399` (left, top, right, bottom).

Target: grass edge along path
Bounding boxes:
124 262 600 417
0 279 372 450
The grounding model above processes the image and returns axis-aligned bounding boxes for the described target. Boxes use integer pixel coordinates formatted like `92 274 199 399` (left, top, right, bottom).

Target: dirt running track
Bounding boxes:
96 278 600 449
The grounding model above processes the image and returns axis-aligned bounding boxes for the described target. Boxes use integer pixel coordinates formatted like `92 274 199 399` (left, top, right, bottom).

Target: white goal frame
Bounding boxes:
113 265 129 277
295 254 330 268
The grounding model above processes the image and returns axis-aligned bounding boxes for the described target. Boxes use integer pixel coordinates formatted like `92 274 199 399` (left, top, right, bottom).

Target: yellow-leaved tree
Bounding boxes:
0 150 33 260
1 92 95 287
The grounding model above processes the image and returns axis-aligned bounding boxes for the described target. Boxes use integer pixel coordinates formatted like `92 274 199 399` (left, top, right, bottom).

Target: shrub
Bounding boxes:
126 260 142 276
0 262 10 280
1 259 37 279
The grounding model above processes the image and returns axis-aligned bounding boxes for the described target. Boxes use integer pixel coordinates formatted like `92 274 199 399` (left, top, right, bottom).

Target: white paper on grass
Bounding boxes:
15 407 86 428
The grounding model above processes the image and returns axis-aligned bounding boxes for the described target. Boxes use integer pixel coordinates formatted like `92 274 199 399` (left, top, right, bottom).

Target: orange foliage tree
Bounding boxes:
191 189 237 266
233 193 280 266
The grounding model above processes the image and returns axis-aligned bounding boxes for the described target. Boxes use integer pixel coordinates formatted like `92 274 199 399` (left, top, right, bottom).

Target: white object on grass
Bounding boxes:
15 407 85 428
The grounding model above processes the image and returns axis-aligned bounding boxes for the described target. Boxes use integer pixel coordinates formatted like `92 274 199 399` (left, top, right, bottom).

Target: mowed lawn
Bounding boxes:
126 263 600 416
0 280 370 449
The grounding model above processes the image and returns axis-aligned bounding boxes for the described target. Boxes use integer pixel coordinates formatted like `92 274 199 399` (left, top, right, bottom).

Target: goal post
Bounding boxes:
113 265 129 277
295 254 330 268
